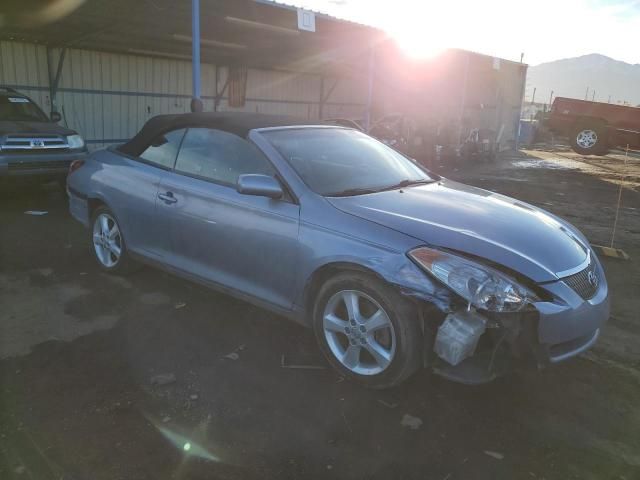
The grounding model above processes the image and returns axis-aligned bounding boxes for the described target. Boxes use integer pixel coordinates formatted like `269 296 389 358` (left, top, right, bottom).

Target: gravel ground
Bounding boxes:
1 149 639 480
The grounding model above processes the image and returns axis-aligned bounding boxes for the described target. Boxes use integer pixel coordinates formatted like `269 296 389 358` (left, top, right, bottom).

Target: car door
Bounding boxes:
120 128 186 258
157 128 300 310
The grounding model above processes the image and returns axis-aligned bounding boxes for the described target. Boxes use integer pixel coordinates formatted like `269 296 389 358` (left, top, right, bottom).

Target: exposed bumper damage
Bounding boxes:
428 309 542 385
383 255 609 385
428 316 603 384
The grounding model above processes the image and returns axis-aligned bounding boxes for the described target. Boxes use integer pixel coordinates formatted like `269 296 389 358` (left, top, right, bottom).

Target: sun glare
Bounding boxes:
392 30 445 59
375 5 448 59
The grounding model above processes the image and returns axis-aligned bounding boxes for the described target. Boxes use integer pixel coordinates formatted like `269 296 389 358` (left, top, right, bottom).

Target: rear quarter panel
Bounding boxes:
67 148 166 254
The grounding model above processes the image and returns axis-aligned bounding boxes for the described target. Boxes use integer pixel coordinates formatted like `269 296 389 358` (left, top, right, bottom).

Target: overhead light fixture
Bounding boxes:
128 49 192 60
225 16 300 36
172 34 247 50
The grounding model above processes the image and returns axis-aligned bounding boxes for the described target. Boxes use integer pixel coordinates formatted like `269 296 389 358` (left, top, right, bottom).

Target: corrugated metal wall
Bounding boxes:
0 40 368 150
1 40 525 150
463 54 526 147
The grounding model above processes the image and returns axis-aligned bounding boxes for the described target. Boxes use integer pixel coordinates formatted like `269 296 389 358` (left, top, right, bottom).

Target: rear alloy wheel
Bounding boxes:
571 124 609 156
313 272 421 388
90 206 132 273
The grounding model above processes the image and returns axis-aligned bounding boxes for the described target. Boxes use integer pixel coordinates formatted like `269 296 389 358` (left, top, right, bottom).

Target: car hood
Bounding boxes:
327 179 588 283
0 120 76 136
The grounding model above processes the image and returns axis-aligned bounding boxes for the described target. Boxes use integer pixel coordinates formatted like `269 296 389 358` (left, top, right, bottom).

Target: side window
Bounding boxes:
139 129 186 169
174 128 274 185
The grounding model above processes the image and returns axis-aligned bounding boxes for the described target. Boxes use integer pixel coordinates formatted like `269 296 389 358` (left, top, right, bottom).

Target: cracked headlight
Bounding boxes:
66 134 85 150
409 247 539 312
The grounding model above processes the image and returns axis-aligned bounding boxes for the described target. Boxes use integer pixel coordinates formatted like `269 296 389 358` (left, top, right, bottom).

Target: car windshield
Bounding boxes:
262 128 434 196
0 96 49 122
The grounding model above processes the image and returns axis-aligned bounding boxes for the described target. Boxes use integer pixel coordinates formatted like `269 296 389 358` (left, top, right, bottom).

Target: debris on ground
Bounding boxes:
400 414 423 430
223 344 246 361
37 268 53 277
591 244 630 260
341 411 353 433
24 210 48 216
162 416 171 423
174 302 187 309
14 465 26 475
280 354 326 369
484 450 505 460
150 373 177 386
190 394 199 400
377 399 398 409
140 292 171 306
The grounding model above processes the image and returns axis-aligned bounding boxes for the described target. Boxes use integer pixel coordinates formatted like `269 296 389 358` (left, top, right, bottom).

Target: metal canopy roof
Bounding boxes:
1 0 380 75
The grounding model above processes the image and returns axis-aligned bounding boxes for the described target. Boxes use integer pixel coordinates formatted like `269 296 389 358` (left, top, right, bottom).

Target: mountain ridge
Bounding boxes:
527 54 640 106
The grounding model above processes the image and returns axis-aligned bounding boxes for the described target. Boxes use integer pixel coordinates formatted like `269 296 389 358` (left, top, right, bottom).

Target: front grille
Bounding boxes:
4 148 72 155
562 259 599 300
8 160 71 171
1 134 69 151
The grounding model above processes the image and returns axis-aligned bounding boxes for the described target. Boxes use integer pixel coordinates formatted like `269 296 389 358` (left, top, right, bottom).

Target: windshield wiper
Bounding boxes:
328 179 435 197
378 178 435 192
327 187 380 197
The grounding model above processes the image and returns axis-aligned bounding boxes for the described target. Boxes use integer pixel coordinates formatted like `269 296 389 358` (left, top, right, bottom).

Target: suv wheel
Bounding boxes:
571 123 609 156
313 272 422 389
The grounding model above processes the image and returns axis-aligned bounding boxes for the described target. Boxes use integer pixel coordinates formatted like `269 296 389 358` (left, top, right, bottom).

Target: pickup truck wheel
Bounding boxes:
90 206 134 274
571 124 609 156
312 272 422 389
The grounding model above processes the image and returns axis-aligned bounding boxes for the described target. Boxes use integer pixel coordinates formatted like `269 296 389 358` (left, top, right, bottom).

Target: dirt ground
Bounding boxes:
1 148 639 480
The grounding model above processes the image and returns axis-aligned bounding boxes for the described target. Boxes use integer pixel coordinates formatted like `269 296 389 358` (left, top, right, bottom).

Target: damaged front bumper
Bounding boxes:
380 249 609 385
416 262 610 385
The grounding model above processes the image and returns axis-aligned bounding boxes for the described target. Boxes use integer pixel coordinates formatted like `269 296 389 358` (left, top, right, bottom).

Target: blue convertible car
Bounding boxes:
67 113 609 388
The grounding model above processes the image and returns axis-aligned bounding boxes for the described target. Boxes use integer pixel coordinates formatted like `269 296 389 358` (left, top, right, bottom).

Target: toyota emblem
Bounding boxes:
587 270 598 289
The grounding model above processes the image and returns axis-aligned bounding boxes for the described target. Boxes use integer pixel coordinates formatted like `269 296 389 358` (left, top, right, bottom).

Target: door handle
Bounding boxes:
158 192 177 204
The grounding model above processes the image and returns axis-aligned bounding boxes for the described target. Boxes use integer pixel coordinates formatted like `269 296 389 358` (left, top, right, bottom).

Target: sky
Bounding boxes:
285 0 640 65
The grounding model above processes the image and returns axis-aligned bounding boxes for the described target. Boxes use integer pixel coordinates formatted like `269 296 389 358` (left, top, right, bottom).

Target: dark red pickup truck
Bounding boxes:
546 97 640 155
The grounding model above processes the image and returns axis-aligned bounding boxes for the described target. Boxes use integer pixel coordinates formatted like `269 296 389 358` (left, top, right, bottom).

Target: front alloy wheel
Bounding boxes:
313 272 421 389
323 290 396 375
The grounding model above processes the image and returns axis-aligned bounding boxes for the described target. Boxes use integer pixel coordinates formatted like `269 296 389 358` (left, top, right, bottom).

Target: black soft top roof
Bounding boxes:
118 112 310 156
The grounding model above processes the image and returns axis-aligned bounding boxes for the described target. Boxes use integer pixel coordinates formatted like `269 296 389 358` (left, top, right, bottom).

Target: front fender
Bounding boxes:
295 220 454 315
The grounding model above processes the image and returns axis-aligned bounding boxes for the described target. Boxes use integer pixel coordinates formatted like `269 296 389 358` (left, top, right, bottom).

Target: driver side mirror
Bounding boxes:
237 174 283 199
50 111 62 123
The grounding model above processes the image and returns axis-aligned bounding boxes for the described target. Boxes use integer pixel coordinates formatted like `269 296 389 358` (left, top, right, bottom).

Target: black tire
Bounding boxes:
312 272 422 389
90 206 134 274
570 123 609 156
